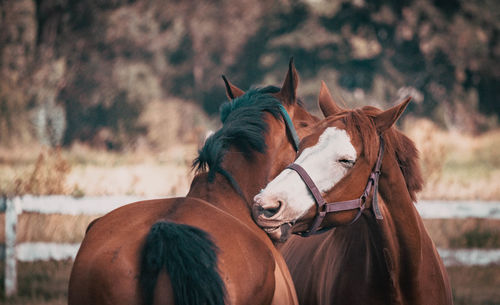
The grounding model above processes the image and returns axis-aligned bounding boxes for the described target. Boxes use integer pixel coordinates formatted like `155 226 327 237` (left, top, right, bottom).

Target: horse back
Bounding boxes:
68 197 288 305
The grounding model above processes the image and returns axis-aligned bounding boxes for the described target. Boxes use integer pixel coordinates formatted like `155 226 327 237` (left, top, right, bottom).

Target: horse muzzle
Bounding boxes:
252 194 296 241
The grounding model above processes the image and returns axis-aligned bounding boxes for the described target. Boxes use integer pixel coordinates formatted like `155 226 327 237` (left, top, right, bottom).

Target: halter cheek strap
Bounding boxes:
287 136 385 236
286 163 327 235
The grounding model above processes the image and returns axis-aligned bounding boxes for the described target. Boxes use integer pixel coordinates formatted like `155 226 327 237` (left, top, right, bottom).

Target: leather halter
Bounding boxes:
278 104 300 152
287 136 385 237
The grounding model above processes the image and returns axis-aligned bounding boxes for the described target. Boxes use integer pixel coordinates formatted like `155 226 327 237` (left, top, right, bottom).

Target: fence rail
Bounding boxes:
2 196 500 297
6 195 500 218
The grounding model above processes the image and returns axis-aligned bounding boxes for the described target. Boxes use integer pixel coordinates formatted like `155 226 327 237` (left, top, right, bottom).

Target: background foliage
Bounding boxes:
0 0 499 149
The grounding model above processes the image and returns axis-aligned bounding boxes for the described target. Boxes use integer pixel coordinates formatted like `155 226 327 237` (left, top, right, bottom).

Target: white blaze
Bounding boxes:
255 127 357 221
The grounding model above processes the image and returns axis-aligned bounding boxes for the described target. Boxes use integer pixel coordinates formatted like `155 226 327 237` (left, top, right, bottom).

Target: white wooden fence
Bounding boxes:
2 197 18 297
2 196 500 297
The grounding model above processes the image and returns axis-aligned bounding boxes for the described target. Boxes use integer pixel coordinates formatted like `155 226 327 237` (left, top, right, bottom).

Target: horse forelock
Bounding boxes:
343 109 378 163
193 87 284 180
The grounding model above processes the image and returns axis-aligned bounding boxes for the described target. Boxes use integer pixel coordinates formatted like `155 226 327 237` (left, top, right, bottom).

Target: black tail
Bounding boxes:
139 221 226 305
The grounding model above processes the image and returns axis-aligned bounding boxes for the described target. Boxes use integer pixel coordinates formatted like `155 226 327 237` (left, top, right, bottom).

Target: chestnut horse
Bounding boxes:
68 61 321 305
253 82 453 305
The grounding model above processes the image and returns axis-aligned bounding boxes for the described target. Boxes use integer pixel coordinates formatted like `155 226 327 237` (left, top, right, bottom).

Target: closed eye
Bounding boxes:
338 159 355 167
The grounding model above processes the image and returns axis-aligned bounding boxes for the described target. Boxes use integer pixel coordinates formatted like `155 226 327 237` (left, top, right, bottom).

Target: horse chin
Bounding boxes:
263 223 293 243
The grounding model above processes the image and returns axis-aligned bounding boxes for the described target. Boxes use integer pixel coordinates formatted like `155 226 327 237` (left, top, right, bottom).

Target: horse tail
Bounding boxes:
139 221 226 305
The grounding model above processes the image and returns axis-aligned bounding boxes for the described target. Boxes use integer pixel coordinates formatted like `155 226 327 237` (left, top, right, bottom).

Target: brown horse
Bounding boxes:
253 82 453 305
68 61 321 305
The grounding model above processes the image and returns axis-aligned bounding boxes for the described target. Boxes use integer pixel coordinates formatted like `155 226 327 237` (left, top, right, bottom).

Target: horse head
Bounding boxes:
212 58 320 182
253 82 415 241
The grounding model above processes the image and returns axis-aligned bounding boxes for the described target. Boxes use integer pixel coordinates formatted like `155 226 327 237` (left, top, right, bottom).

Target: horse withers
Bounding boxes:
253 82 453 305
68 60 322 305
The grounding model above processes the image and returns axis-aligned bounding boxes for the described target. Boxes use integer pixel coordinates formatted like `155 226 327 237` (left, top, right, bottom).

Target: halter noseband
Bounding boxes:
287 136 385 237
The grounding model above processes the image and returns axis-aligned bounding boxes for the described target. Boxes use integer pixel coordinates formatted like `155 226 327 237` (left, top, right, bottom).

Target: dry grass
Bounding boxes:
0 118 499 200
65 144 197 197
403 119 500 201
0 260 71 305
0 142 199 198
15 148 71 196
423 218 500 248
449 265 500 305
0 146 75 197
0 213 98 244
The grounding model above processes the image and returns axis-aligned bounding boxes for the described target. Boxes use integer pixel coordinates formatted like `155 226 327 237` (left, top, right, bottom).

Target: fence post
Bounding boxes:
5 197 19 297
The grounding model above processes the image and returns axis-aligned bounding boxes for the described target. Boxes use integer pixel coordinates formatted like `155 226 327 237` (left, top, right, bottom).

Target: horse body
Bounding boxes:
69 195 285 305
68 62 320 305
254 83 453 305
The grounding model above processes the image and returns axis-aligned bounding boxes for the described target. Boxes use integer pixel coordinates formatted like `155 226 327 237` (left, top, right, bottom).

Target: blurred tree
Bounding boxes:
0 0 498 148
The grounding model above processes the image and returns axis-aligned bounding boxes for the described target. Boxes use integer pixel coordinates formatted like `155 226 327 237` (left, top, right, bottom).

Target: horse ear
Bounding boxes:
278 58 299 105
318 81 345 117
222 75 245 100
374 97 412 133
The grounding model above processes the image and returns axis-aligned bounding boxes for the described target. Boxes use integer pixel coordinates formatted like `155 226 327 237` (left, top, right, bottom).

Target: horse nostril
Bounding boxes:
262 200 283 218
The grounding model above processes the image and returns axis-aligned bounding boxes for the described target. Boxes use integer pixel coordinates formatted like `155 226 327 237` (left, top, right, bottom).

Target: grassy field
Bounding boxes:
403 119 500 201
449 266 500 305
1 119 499 200
0 142 199 198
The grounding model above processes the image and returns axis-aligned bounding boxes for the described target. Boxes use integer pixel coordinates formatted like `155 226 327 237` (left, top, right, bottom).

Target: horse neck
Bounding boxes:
283 216 393 305
376 150 451 304
283 172 407 305
187 146 272 227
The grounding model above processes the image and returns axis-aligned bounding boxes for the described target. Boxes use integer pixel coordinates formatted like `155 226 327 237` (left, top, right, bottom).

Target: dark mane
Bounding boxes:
341 106 423 201
386 129 423 201
192 86 283 181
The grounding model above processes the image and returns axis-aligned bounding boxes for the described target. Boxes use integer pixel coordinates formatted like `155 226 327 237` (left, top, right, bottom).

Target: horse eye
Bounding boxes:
338 159 355 167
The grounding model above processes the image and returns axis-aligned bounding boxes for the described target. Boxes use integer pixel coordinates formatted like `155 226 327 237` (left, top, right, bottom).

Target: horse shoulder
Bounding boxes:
269 245 299 305
176 201 284 305
234 219 299 305
70 198 182 305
